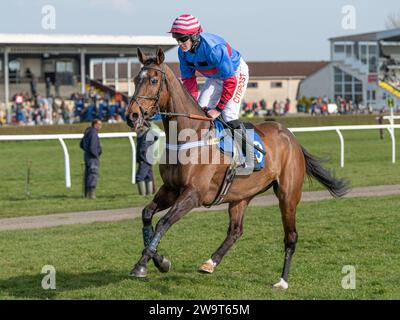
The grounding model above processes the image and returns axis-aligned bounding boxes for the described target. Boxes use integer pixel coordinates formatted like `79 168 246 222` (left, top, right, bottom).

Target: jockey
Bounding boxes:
169 14 257 169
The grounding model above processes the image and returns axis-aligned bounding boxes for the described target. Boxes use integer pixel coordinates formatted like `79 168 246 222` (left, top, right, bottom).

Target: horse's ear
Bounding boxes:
156 47 165 65
137 48 147 65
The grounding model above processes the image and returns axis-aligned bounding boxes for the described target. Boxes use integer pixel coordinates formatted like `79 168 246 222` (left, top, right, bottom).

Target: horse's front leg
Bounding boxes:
138 185 178 276
130 187 201 278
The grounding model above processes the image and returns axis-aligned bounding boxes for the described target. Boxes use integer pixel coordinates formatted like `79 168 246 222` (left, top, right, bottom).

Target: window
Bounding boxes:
271 82 282 88
334 67 363 103
334 71 343 82
247 82 258 88
56 61 73 73
344 83 353 93
344 74 352 82
335 84 343 93
334 45 345 53
345 45 353 57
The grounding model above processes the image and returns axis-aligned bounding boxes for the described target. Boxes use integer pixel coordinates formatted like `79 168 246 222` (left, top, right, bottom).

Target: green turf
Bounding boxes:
0 126 399 218
0 195 398 300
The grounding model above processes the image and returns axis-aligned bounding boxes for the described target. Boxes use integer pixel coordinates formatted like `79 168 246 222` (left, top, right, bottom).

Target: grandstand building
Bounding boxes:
0 33 176 120
299 28 400 110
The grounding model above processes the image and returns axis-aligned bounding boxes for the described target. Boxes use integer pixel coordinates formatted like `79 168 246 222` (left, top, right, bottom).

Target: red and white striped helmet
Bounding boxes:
169 14 203 35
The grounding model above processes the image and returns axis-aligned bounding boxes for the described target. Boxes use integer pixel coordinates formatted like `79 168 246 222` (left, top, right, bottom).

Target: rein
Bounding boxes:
130 64 213 122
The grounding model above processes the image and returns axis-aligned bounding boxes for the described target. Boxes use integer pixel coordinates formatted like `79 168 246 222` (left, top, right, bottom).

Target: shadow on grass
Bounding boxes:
0 270 126 299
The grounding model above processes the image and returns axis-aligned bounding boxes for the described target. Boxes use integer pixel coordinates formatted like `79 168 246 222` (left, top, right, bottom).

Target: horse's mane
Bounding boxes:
162 62 208 117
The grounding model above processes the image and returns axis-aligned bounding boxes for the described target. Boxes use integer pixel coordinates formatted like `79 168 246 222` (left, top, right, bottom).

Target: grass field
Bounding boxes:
0 195 398 300
0 125 399 218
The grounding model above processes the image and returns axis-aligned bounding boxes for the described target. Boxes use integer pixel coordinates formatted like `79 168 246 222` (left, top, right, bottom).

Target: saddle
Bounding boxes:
205 119 266 207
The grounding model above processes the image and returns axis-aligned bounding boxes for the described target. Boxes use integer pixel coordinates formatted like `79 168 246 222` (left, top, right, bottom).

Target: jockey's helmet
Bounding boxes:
169 14 203 41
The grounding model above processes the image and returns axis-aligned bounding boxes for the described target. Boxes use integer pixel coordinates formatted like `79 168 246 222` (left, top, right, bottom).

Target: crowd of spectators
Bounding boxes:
241 98 292 117
0 85 128 127
239 95 383 118
297 95 374 116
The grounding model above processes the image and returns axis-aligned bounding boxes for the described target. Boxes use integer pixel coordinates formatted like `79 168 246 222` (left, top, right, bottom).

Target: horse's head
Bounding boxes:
126 48 169 131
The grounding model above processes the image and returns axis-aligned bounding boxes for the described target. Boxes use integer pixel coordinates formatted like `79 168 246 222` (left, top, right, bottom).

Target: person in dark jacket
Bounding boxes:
135 120 158 195
80 119 102 199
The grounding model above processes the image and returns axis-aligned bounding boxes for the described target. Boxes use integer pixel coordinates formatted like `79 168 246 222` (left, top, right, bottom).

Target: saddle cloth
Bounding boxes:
213 119 266 170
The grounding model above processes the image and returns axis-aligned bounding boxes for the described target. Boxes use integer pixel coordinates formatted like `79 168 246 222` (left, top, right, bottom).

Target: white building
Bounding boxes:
299 28 400 110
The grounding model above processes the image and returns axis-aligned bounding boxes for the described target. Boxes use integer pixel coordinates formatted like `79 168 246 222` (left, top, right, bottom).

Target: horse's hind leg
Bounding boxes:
199 198 250 274
272 176 301 289
138 185 178 276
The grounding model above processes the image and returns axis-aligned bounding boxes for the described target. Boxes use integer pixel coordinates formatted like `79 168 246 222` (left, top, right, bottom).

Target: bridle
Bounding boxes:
129 63 212 123
129 64 166 122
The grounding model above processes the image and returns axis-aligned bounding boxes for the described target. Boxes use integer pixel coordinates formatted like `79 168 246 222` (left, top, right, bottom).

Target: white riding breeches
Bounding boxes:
198 58 249 122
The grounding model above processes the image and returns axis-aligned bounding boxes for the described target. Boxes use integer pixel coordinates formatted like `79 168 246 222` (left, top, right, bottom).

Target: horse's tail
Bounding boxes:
301 146 350 198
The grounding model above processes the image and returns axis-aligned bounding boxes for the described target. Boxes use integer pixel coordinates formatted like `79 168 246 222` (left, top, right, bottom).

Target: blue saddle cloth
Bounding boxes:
213 119 266 169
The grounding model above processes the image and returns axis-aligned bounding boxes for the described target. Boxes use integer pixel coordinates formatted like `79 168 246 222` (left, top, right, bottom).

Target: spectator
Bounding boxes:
119 100 127 121
273 100 279 116
30 75 38 97
74 95 85 122
134 120 158 195
45 77 52 98
83 103 96 123
80 119 103 199
54 79 60 97
279 101 285 115
377 107 385 139
98 98 109 121
310 99 317 116
284 98 291 114
25 68 33 79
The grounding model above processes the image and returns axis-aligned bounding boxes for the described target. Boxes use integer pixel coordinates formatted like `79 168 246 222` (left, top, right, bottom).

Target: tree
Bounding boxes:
385 10 400 29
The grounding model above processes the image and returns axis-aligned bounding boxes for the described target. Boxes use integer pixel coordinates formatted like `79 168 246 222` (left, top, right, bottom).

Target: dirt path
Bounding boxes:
0 184 399 231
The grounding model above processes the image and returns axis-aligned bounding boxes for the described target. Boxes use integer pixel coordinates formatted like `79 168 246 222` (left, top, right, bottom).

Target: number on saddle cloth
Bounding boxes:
213 119 266 169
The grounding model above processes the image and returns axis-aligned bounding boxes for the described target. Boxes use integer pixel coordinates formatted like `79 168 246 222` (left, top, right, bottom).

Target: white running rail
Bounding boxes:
0 124 398 188
0 132 145 188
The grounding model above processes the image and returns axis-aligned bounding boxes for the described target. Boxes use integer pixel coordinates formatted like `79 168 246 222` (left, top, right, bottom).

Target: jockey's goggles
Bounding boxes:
173 34 190 43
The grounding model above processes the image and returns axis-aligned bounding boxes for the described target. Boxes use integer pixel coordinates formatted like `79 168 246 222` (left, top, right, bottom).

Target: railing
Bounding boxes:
0 132 141 188
290 124 399 167
0 124 398 188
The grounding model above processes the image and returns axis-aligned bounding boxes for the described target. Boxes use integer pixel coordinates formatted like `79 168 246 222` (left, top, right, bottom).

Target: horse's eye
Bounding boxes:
150 78 158 85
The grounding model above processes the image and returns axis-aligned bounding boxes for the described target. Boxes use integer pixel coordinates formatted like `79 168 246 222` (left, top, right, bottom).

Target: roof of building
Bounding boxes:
329 28 400 42
94 60 330 79
0 33 177 46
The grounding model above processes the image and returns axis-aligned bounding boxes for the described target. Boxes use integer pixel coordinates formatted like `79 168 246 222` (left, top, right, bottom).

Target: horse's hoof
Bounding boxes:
153 256 171 273
128 264 148 278
198 259 216 274
272 278 289 289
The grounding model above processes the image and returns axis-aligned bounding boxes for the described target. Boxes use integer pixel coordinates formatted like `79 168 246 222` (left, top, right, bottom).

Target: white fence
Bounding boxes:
290 124 400 167
0 124 399 188
0 132 142 188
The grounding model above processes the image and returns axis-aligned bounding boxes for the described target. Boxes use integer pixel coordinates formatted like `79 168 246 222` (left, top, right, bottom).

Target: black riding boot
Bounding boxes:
227 120 259 170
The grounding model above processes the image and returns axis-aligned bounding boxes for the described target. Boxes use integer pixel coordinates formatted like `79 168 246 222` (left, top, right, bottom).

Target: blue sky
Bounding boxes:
1 0 399 62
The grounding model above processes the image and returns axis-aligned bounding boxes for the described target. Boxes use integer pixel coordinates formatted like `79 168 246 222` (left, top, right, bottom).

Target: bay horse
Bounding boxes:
126 48 349 289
